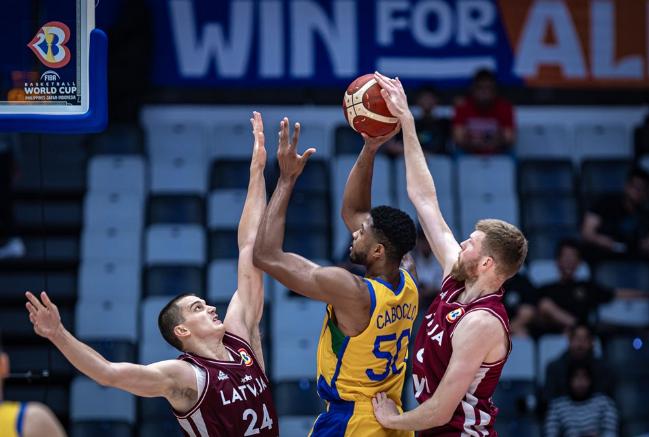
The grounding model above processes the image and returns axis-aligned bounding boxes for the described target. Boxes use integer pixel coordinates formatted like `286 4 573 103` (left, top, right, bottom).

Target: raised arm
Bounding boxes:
375 72 460 276
373 311 507 430
25 292 198 413
253 119 369 319
224 112 268 358
341 127 400 232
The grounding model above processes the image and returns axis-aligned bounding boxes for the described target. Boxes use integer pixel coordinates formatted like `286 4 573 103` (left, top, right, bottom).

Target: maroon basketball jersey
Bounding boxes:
412 275 511 436
172 332 279 437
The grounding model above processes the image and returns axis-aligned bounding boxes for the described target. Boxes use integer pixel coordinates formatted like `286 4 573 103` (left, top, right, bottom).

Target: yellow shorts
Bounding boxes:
309 399 414 437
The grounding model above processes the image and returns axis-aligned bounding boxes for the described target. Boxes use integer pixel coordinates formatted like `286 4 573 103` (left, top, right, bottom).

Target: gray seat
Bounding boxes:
575 123 631 160
82 225 142 262
208 190 247 230
87 156 146 197
459 194 519 237
516 124 571 159
70 377 135 423
457 156 516 197
145 225 206 266
78 260 141 302
84 192 144 230
207 260 238 302
75 299 138 342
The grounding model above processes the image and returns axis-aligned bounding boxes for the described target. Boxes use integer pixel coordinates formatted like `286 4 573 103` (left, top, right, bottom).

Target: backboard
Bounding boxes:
0 0 106 132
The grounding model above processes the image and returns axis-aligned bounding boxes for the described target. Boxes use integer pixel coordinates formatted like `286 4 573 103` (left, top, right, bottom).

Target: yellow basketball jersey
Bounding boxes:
0 401 25 437
316 268 418 404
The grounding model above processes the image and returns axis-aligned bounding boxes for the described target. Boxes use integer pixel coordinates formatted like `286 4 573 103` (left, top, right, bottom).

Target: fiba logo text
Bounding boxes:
28 21 71 69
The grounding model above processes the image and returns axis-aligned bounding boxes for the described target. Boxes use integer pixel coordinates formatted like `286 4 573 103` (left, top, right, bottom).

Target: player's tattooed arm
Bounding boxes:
26 291 198 412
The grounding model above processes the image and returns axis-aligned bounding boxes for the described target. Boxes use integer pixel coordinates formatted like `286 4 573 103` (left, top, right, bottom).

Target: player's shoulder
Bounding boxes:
21 402 61 434
457 308 505 334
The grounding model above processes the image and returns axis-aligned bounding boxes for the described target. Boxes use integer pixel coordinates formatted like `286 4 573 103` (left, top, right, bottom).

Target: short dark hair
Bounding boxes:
158 293 196 351
370 206 416 263
628 167 649 184
472 68 497 85
555 238 582 259
568 322 593 339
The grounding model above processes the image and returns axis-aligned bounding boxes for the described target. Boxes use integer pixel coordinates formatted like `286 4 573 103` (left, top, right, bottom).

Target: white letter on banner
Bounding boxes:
514 0 586 78
591 0 642 79
377 0 410 46
170 0 253 78
291 1 357 78
458 0 496 46
260 1 284 78
412 1 453 48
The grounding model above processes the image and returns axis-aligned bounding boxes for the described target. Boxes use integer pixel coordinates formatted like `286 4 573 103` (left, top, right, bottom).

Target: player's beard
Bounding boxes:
450 257 479 282
349 246 367 265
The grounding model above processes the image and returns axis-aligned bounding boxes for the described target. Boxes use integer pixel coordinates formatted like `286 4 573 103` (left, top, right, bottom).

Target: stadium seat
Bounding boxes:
207 259 239 302
70 377 135 423
87 156 146 197
527 259 590 287
22 235 80 263
86 340 136 363
575 123 631 160
78 260 141 302
71 422 133 437
333 124 364 155
209 229 239 260
284 228 330 259
459 194 519 238
81 225 142 262
279 415 319 437
210 159 253 189
515 124 571 159
271 297 326 381
148 194 204 225
147 122 207 163
84 192 144 230
0 271 77 304
145 266 204 297
537 334 601 385
150 159 207 195
395 155 457 232
518 159 575 195
286 192 329 228
501 337 535 380
606 335 649 378
0 304 73 339
594 260 649 290
599 300 649 328
521 195 578 230
140 419 184 437
525 228 580 261
4 383 69 418
268 158 330 194
145 225 206 266
88 123 144 155
14 199 83 230
208 190 247 230
76 299 138 342
15 134 88 194
640 155 649 172
457 156 516 197
274 379 324 416
580 159 631 207
4 344 73 378
212 122 255 159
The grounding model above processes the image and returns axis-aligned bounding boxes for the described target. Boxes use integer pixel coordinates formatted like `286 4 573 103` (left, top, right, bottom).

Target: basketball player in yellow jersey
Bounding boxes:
0 337 66 437
254 117 418 437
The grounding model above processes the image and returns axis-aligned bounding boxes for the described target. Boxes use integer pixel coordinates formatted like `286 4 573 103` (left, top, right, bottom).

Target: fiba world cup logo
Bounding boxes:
28 21 71 68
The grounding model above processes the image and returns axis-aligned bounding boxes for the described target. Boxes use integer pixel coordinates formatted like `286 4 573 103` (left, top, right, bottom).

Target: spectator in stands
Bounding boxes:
537 240 620 332
380 86 450 157
452 69 515 155
537 240 647 333
0 334 67 436
544 363 618 437
503 272 538 337
581 167 649 261
544 323 613 400
0 136 25 260
412 227 443 306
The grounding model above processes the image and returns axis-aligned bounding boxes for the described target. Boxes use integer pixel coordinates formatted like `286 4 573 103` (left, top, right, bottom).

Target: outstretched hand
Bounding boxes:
372 392 400 429
250 111 267 171
25 291 63 340
361 123 401 153
277 117 316 180
374 72 411 120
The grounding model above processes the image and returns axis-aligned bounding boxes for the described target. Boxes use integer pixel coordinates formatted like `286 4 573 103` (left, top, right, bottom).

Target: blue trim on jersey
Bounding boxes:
316 335 351 402
311 400 355 437
364 278 377 318
16 402 26 436
372 270 405 296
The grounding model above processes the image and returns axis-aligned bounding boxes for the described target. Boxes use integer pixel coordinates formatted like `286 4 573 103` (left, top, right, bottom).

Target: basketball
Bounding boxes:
342 73 398 137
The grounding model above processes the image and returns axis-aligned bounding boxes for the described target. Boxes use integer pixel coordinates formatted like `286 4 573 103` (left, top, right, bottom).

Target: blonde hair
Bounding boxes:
475 219 528 279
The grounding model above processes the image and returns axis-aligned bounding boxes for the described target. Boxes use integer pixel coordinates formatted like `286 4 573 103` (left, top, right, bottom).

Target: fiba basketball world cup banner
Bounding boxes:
0 0 82 106
149 0 649 88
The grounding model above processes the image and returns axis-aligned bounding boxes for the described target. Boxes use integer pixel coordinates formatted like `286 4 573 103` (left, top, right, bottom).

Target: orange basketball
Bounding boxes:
342 74 398 137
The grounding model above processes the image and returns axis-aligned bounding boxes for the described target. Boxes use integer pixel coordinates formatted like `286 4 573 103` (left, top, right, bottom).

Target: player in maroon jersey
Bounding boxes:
24 112 279 437
371 73 528 436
